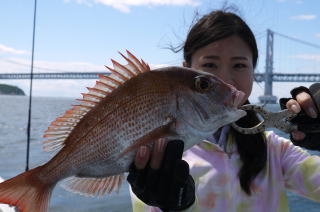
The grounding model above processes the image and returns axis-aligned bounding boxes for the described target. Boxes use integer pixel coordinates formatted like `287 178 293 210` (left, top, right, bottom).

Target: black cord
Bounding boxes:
26 0 37 172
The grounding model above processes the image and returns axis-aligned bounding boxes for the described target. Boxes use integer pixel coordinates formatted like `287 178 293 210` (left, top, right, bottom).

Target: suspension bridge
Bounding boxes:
0 29 319 103
1 72 319 82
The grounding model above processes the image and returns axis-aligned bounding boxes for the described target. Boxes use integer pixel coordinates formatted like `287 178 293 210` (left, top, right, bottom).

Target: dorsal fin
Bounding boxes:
126 50 149 73
42 50 150 152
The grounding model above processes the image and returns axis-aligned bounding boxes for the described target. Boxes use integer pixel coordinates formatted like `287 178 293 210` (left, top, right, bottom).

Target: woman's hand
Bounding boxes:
285 91 318 141
134 138 166 171
127 139 195 211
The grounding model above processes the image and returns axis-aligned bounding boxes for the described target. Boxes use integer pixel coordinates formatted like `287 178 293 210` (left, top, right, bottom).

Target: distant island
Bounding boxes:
0 84 25 96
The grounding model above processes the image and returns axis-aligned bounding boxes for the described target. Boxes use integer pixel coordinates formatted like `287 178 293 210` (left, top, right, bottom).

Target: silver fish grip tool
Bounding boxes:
232 82 320 135
231 104 299 134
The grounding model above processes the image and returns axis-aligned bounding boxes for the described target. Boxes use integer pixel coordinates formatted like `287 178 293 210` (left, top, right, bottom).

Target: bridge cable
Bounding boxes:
274 31 320 49
26 0 37 171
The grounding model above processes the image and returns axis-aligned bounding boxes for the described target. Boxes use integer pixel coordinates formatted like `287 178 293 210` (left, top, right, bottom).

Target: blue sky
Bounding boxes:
0 0 320 102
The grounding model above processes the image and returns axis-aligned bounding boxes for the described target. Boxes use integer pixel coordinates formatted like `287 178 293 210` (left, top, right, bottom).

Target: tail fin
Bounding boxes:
0 166 55 212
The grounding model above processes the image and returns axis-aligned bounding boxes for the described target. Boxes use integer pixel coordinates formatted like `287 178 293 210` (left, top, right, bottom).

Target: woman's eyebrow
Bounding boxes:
203 56 249 61
203 55 219 59
231 56 249 60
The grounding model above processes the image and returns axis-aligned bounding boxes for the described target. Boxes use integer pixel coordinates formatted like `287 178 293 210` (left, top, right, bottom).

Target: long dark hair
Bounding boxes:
181 10 266 195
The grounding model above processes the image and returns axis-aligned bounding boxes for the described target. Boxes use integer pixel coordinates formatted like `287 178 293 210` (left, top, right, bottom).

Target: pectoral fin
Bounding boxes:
119 117 176 158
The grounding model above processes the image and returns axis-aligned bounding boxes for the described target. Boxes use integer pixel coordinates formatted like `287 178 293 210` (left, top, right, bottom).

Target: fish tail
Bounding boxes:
0 166 55 212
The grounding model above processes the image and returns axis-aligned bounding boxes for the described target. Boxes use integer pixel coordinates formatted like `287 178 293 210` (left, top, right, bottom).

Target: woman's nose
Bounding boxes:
214 69 235 86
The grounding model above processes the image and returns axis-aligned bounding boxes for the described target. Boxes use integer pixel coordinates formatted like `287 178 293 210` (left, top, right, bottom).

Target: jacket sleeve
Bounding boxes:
276 133 320 202
130 188 157 212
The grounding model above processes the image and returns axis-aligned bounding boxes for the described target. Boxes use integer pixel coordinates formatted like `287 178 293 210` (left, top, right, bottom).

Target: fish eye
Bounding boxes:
194 76 213 92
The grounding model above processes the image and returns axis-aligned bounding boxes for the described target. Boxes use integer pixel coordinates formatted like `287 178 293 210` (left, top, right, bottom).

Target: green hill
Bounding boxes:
0 84 25 95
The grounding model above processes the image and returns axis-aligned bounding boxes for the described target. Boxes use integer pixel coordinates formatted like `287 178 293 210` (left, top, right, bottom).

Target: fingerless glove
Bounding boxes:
279 83 320 150
127 140 195 212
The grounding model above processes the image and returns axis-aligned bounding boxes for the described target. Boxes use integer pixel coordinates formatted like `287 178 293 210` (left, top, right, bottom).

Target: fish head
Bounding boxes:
171 67 247 146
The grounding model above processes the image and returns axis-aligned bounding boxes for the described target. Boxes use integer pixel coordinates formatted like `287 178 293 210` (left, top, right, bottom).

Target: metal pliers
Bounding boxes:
231 104 300 134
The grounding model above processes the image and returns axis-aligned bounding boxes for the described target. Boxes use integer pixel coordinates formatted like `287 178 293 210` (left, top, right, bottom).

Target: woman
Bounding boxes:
127 10 320 212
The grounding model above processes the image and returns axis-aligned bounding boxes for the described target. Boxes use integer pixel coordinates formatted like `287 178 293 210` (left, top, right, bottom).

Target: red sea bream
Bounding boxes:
0 51 246 212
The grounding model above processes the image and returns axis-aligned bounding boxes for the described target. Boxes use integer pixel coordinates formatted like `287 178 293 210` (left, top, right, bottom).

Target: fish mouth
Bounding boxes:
232 89 246 108
223 85 246 109
225 89 247 122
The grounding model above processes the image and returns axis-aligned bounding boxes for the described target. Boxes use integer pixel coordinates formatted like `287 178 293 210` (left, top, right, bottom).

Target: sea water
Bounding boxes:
0 95 319 212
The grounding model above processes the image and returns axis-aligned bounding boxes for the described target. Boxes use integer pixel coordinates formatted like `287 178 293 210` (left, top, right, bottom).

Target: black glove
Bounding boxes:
127 140 195 211
279 83 320 150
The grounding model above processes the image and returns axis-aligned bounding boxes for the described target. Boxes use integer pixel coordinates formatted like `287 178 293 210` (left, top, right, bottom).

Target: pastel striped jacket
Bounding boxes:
130 130 320 212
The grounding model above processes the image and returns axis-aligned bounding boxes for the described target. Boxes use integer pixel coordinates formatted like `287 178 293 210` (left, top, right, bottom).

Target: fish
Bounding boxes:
0 50 246 212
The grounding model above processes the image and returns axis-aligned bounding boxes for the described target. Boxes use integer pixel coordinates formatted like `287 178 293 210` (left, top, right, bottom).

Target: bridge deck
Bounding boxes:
0 72 320 82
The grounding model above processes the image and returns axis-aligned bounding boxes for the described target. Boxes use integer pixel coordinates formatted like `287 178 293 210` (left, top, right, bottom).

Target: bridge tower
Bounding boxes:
259 29 278 104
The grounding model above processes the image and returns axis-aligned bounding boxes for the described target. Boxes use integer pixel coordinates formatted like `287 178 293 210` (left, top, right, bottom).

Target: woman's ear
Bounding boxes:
182 61 189 67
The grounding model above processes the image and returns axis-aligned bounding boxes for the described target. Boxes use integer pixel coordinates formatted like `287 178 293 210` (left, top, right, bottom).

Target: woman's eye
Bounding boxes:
202 63 217 68
234 63 247 69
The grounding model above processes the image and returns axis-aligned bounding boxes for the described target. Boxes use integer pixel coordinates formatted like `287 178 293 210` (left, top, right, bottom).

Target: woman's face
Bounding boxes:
186 35 254 105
